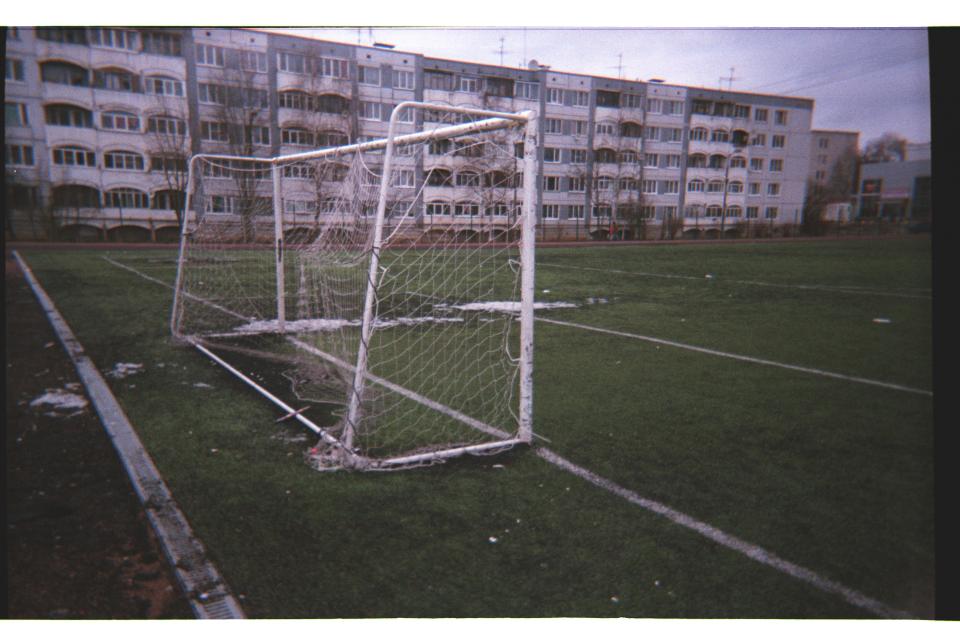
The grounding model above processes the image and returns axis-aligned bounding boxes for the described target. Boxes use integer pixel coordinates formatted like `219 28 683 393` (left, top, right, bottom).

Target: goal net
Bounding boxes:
171 103 538 471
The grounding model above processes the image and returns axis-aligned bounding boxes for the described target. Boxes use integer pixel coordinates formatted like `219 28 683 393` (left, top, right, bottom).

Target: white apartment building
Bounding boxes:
5 27 817 241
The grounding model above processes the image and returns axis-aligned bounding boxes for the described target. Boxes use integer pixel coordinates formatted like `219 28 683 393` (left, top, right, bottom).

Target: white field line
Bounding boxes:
535 448 913 619
539 262 932 300
101 253 916 616
537 317 932 397
13 251 245 620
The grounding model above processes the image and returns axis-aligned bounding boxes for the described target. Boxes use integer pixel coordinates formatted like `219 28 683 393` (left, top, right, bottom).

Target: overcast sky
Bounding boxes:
266 27 931 148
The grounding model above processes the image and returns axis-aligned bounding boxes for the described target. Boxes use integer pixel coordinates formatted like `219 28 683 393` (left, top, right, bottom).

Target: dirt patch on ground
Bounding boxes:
5 251 192 619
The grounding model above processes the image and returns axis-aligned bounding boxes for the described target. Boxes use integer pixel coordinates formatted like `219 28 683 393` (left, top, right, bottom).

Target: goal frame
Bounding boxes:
170 102 538 470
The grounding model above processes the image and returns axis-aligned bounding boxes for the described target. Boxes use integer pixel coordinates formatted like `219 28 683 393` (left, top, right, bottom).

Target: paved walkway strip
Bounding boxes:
13 251 245 620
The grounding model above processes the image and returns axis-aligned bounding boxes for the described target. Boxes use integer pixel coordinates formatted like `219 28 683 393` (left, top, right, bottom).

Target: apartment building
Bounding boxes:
809 129 859 189
5 27 816 241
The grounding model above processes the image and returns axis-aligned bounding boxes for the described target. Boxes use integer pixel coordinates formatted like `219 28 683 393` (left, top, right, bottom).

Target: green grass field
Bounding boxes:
15 236 933 618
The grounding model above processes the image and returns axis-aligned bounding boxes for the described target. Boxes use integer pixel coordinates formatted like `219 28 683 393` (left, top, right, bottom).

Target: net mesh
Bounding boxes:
172 107 531 470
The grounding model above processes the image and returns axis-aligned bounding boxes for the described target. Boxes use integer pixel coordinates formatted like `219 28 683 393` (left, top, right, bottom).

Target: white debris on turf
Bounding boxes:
193 382 214 389
29 387 89 418
106 362 144 378
449 301 577 313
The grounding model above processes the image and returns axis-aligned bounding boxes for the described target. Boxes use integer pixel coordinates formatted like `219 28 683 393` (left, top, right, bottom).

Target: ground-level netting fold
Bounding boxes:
171 102 538 471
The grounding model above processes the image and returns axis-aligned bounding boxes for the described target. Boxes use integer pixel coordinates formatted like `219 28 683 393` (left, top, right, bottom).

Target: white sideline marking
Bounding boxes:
101 253 916 616
536 448 913 619
539 262 932 300
14 251 245 620
537 317 933 397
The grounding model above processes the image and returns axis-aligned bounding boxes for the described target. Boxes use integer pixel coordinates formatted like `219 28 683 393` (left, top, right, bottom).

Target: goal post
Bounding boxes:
171 102 538 471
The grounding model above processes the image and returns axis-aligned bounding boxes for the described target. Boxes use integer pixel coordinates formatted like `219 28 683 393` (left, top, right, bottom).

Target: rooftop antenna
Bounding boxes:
720 66 738 91
522 28 527 68
607 53 627 79
493 36 511 66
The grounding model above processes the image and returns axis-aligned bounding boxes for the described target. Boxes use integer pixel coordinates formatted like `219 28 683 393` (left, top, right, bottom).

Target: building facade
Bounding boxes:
856 159 932 223
6 27 816 241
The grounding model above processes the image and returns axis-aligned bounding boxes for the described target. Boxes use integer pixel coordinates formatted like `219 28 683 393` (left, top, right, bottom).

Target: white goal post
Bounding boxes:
171 102 538 471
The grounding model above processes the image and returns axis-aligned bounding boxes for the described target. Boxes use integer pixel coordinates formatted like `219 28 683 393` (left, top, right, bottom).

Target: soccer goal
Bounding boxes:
171 102 538 471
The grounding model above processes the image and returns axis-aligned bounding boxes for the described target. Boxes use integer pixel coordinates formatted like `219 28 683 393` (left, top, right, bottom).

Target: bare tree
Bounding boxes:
862 132 907 163
145 99 190 229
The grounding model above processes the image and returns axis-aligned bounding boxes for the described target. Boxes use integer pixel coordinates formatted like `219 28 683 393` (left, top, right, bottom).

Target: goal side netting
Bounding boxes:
171 103 538 471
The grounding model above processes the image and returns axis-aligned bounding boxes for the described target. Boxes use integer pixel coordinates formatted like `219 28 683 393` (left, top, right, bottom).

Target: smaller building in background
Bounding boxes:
809 129 859 193
856 158 931 223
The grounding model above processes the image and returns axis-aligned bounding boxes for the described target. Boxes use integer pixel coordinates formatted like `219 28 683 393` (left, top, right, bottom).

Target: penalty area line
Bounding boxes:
537 316 932 397
13 251 245 620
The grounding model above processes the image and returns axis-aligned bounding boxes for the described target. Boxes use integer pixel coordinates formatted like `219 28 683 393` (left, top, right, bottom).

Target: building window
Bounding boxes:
425 70 454 91
89 28 139 51
319 57 349 78
542 204 560 219
646 98 662 114
594 176 612 191
570 149 587 164
619 177 638 192
748 182 761 196
664 127 683 142
145 75 184 97
198 82 226 105
644 126 660 141
775 110 788 125
690 127 709 142
45 104 93 128
687 180 704 193
544 118 563 134
645 153 659 168
546 88 563 104
569 176 586 192
622 93 642 109
571 90 589 107
746 206 759 219
769 159 783 172
454 202 480 217
393 69 415 89
200 121 230 142
514 81 539 101
726 205 742 218
734 104 750 118
101 110 140 131
7 184 38 210
767 183 781 197
240 50 268 73
104 150 145 171
358 65 381 86
750 158 764 171
279 90 311 110
40 61 89 86
36 27 88 45
6 102 30 126
5 58 25 81
641 180 657 194
818 137 829 149
765 206 779 219
543 147 561 163
567 204 585 219
104 188 149 208
277 51 306 74
6 144 35 166
592 205 612 218
543 175 562 191
281 127 314 146
94 68 139 93
456 171 481 187
425 202 451 216
459 76 479 93
150 155 186 174
666 100 684 115
730 156 747 168
359 101 381 121
596 122 615 136
147 115 186 136
751 133 766 146
772 135 786 148
711 129 730 143
705 205 723 218
707 180 725 193
142 31 182 56
619 150 639 164
392 169 415 188
245 126 270 146
754 108 768 122
728 181 744 193
196 43 226 67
